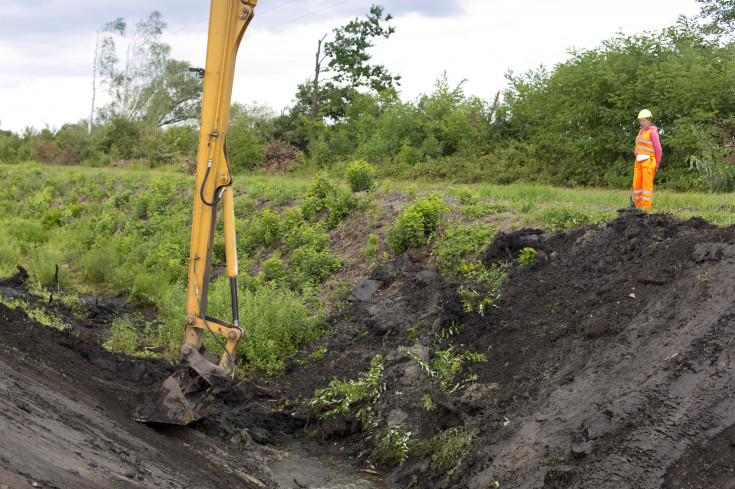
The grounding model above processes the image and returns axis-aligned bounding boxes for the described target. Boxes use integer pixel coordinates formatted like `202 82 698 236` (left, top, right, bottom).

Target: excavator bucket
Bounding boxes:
136 369 217 425
137 343 236 425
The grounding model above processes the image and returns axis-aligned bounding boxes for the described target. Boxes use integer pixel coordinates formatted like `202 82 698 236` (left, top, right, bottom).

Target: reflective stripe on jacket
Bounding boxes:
635 128 656 159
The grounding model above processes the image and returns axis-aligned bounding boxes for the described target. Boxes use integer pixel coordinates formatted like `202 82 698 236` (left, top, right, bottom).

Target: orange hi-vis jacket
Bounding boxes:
635 128 656 159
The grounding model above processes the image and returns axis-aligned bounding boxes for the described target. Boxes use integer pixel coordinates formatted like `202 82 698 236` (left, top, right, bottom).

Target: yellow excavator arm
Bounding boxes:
137 0 256 425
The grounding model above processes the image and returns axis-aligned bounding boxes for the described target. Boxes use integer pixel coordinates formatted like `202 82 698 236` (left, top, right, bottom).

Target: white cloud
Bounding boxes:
0 0 702 133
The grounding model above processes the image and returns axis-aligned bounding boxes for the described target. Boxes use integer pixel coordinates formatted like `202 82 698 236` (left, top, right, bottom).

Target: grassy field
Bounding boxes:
1 161 733 374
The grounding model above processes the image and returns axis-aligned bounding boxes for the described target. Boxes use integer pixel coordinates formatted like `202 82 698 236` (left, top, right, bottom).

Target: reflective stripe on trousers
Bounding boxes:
632 156 656 210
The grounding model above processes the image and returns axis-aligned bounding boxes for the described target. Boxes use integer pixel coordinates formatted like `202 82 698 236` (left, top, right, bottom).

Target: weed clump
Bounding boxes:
234 282 316 374
105 315 164 356
540 206 610 233
517 247 538 265
345 160 376 192
368 424 412 466
412 427 476 480
388 194 449 254
435 223 496 274
310 354 386 429
401 345 486 395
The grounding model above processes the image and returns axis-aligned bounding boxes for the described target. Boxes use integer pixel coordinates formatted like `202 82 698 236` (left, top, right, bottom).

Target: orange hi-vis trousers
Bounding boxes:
633 156 657 210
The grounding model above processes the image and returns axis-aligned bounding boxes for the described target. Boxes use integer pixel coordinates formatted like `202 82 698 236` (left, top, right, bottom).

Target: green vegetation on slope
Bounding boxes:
1 163 734 375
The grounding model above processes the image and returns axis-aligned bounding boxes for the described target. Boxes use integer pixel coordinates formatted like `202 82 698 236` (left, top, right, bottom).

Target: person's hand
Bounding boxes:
656 162 660 170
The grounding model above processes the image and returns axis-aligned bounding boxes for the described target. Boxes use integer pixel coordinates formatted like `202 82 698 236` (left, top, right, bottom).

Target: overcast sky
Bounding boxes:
0 0 701 133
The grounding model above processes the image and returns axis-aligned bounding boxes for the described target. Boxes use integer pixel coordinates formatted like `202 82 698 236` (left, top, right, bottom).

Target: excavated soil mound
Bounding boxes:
277 208 735 489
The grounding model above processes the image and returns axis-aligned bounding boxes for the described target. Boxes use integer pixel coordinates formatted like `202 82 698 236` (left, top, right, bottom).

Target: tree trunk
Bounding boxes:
89 31 99 134
310 34 327 123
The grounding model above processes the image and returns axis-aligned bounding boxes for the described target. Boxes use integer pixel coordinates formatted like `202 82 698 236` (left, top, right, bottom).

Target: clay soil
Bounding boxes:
3 207 735 488
274 208 735 488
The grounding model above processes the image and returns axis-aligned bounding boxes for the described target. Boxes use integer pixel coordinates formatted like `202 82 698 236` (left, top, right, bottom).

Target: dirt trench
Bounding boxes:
3 207 735 489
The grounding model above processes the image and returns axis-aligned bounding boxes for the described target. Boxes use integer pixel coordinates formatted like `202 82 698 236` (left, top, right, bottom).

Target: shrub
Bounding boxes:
325 187 358 228
236 282 314 374
361 233 380 259
345 160 376 192
104 315 163 355
97 117 145 160
260 254 290 284
283 222 330 252
0 241 20 277
300 175 357 228
387 194 449 254
435 223 496 273
262 139 302 174
688 152 735 193
402 345 486 395
81 239 118 282
239 208 284 254
9 220 47 253
290 246 341 287
369 425 412 466
41 208 62 228
26 247 66 288
454 187 478 205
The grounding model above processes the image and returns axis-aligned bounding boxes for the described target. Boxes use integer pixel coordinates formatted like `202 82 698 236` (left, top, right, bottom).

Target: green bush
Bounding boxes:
9 220 47 252
260 254 290 284
97 117 145 160
236 282 315 374
387 194 449 254
26 247 66 288
290 246 341 286
300 175 358 229
283 222 330 252
239 208 284 254
345 160 376 192
325 187 358 228
435 223 496 273
454 187 478 205
104 315 164 355
81 238 118 283
0 240 20 277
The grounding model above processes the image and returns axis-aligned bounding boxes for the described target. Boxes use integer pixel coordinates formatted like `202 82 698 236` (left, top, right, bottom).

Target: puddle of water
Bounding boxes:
268 444 394 489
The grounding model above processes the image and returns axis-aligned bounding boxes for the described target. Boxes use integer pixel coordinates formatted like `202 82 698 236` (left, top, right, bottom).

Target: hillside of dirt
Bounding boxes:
2 207 735 489
272 208 735 488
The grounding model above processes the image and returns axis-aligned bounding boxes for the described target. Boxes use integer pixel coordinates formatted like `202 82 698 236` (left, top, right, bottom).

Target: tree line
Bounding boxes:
2 2 735 191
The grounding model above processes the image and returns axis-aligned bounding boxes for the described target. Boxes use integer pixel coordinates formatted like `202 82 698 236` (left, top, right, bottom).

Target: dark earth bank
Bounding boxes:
274 208 735 489
2 207 735 489
0 270 299 489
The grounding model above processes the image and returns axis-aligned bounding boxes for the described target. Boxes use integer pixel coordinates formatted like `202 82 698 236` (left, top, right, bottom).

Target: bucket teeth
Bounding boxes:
136 369 217 425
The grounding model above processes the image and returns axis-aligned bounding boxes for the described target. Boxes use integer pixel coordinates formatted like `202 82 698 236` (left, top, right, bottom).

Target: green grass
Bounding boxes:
1 161 733 375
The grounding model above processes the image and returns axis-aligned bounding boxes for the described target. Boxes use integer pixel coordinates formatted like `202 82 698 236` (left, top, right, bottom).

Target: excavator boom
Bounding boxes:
138 0 256 424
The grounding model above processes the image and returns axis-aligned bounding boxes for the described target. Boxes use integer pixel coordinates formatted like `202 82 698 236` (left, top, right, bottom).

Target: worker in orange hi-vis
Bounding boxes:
632 109 662 210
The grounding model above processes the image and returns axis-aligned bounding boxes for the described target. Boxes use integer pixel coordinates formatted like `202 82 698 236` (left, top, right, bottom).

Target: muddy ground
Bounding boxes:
2 208 735 488
276 208 735 488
